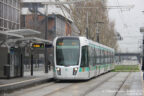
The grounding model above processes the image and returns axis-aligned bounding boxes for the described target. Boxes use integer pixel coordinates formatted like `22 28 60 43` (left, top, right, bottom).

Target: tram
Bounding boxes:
53 36 115 80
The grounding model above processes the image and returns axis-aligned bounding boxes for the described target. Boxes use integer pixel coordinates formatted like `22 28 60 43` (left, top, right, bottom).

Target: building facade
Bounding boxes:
21 1 79 72
21 1 79 40
0 0 21 31
0 0 21 78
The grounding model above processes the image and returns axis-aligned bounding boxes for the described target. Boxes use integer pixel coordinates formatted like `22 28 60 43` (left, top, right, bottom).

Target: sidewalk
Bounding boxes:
117 72 143 96
0 71 53 93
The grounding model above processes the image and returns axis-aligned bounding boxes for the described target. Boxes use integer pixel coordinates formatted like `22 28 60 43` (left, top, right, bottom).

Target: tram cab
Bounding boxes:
53 36 115 80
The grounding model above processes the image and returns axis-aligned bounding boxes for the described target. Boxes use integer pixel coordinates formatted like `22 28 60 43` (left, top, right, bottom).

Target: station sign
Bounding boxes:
32 43 52 48
32 43 45 48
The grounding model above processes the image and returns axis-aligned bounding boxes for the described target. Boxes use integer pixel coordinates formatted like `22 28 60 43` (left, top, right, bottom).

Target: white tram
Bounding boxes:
53 36 115 80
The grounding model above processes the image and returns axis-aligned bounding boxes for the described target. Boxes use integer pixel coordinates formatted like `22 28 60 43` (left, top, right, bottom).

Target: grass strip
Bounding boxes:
112 65 140 72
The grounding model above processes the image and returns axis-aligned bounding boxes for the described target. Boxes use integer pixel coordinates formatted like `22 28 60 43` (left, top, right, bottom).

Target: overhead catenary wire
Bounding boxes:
116 0 127 28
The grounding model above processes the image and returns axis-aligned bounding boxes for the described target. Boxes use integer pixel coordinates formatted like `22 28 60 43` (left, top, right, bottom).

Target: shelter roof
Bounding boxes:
5 29 41 36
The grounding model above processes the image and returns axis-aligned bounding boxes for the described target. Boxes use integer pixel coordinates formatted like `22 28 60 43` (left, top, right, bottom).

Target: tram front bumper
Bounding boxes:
55 67 79 79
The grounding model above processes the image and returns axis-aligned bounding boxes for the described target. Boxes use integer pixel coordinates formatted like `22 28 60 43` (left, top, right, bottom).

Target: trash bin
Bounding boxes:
4 65 10 79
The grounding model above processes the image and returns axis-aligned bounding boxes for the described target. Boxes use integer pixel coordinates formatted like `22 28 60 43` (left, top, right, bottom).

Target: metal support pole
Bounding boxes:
7 53 10 79
38 54 39 68
31 54 33 76
86 12 89 39
96 23 100 43
142 39 144 71
95 22 104 43
45 5 48 73
86 28 88 39
20 54 23 77
97 35 99 43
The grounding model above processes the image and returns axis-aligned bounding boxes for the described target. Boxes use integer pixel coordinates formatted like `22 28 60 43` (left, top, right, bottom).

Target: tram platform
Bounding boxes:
0 71 53 93
116 72 144 96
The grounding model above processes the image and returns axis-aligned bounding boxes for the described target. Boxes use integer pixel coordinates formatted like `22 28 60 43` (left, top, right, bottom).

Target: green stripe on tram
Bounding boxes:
79 64 113 72
85 67 90 71
79 68 82 72
79 67 90 72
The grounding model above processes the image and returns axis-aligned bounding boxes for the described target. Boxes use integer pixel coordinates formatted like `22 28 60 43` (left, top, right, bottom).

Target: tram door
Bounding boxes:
10 48 22 77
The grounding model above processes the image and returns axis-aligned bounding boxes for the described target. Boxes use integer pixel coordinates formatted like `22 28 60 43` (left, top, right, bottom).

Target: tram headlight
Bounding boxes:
73 67 78 75
56 67 61 75
56 67 60 71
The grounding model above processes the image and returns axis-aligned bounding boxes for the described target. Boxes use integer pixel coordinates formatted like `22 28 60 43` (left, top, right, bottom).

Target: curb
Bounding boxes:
0 77 53 93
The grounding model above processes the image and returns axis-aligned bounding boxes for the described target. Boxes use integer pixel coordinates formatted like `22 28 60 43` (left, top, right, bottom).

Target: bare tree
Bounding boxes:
71 0 118 50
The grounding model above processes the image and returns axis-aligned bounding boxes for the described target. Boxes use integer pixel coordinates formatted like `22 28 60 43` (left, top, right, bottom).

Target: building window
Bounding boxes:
0 2 3 18
0 19 3 27
0 0 20 30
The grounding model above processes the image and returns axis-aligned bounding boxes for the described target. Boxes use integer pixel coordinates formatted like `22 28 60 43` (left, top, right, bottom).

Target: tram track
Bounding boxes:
113 72 131 96
44 72 119 96
82 72 131 96
43 83 75 96
81 72 119 96
7 72 130 96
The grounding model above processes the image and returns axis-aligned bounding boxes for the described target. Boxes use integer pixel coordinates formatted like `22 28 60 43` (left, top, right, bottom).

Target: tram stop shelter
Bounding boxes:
0 29 52 79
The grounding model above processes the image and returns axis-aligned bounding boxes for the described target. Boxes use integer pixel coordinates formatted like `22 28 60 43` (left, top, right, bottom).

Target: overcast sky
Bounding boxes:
107 0 144 53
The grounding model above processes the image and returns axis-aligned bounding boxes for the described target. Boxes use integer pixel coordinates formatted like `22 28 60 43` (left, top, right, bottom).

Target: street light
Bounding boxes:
95 21 104 43
44 5 48 73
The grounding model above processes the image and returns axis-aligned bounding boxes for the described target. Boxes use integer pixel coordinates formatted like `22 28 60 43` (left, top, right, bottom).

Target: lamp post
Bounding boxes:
44 5 48 73
86 12 89 39
95 21 104 43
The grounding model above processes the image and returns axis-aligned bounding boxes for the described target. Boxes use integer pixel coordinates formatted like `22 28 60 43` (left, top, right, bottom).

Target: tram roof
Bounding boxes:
55 36 114 52
87 39 114 52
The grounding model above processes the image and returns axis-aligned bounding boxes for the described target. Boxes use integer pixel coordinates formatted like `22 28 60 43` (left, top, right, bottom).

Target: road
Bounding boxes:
2 72 143 96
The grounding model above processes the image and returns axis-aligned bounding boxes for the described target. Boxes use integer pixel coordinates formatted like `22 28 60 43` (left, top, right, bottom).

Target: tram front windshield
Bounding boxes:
56 38 80 66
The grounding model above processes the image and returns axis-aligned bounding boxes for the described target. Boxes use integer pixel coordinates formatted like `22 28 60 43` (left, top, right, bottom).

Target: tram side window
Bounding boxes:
104 51 106 64
104 50 106 64
106 51 108 64
88 47 93 66
94 48 97 65
101 50 104 64
98 49 100 64
96 48 99 64
112 52 114 63
99 50 102 64
108 51 110 64
80 46 88 67
110 52 112 64
93 48 96 66
109 52 111 64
